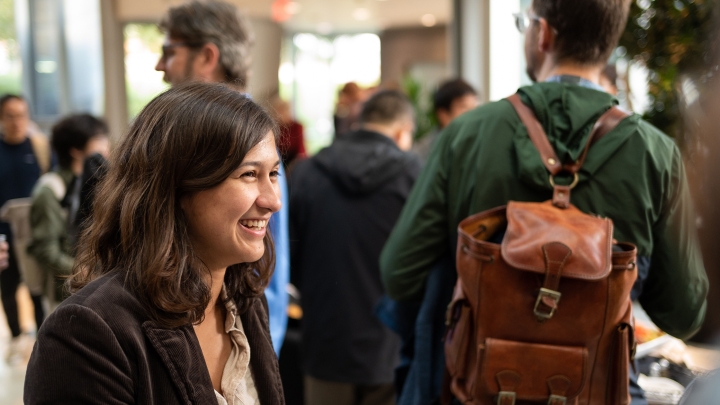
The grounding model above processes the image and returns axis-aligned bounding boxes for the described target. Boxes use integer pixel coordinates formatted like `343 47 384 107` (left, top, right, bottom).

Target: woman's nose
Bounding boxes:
257 179 282 213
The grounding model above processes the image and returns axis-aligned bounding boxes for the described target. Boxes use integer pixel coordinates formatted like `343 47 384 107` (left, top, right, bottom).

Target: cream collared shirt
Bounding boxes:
214 288 260 405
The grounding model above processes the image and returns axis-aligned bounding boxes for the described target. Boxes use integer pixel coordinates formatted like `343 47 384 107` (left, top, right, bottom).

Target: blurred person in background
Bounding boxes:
155 0 290 355
270 95 306 168
334 82 366 138
380 0 708 404
290 90 420 405
0 94 50 363
412 79 479 163
24 82 285 405
27 114 109 306
434 79 480 130
0 237 8 270
71 152 108 241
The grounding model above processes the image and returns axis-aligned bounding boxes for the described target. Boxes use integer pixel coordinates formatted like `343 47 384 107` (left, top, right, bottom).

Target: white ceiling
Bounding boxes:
116 0 451 32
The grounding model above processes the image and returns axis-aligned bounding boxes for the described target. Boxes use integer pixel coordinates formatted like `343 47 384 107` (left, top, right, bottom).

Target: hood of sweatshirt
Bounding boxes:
313 129 417 196
515 82 635 189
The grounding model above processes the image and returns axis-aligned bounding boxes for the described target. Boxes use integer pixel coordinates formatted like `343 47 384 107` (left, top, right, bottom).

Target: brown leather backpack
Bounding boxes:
444 94 638 405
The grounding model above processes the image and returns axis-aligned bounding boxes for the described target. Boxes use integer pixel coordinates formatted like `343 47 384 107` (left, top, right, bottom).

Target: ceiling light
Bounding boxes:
353 8 370 21
285 2 301 15
421 14 437 27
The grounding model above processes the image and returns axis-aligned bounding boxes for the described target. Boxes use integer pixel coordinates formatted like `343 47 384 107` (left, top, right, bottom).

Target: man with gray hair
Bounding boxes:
155 1 290 360
289 90 420 405
155 0 254 89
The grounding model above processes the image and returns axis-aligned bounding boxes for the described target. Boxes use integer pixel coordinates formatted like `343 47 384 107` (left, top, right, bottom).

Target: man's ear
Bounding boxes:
537 18 555 53
195 42 222 80
393 121 414 151
436 109 451 129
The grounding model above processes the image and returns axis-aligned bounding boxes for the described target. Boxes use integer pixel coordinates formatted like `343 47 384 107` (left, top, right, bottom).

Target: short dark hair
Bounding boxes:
360 90 414 126
533 0 630 65
0 94 24 115
51 114 108 169
159 1 254 87
70 82 277 328
434 79 477 113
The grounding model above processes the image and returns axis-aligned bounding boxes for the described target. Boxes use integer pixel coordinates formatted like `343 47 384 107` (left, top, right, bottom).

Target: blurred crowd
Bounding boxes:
0 0 717 405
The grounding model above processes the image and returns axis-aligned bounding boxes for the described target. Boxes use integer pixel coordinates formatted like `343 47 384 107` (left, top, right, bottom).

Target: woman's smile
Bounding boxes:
238 218 270 237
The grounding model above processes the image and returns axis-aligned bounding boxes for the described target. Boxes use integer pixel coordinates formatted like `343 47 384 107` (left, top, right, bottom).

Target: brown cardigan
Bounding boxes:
24 271 285 404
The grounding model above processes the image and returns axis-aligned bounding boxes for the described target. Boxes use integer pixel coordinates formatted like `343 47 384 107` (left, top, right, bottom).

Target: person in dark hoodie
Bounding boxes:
289 89 420 405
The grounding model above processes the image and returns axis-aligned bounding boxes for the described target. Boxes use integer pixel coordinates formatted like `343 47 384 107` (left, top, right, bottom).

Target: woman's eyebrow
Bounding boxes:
237 160 281 168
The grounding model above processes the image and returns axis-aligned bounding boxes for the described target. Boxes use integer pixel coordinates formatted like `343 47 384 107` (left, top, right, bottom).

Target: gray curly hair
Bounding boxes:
159 1 254 88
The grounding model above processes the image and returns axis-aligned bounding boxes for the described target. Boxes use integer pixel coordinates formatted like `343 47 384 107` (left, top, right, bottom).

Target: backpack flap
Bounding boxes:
481 338 588 402
501 200 613 321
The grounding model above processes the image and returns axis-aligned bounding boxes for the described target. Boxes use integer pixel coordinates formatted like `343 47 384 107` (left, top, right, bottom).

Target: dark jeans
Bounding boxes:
0 236 45 337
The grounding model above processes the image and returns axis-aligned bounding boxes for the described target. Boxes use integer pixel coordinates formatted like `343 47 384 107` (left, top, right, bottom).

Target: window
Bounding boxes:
124 23 168 119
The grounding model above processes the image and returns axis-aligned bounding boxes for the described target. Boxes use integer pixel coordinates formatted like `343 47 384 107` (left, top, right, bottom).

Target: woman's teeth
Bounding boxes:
240 219 267 230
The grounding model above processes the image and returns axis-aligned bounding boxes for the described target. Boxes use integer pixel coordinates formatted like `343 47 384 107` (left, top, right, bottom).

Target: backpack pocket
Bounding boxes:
478 338 587 402
608 324 632 405
445 290 474 379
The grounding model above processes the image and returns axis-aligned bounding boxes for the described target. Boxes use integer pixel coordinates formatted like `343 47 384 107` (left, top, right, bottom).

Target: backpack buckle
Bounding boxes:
496 391 516 405
534 288 562 321
548 394 567 405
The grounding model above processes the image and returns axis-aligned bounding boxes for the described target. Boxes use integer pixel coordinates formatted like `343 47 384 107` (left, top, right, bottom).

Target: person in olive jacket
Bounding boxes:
290 90 421 405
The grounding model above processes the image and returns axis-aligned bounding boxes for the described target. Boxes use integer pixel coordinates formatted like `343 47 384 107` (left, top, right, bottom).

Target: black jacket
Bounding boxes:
289 129 421 384
24 271 285 404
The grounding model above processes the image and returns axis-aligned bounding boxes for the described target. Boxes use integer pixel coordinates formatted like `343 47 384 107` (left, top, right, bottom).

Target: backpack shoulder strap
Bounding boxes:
506 93 630 175
565 106 631 174
29 135 51 174
506 93 630 207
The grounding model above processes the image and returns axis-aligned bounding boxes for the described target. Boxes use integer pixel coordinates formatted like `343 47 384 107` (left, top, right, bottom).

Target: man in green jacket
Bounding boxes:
380 0 708 403
28 114 108 304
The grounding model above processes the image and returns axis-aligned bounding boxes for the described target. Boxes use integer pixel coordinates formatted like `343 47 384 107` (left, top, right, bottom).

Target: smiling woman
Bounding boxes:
23 82 285 405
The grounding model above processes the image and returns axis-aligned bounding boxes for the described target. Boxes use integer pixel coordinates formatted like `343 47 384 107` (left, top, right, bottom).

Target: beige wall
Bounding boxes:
380 25 449 86
115 0 273 22
100 0 129 141
247 18 283 103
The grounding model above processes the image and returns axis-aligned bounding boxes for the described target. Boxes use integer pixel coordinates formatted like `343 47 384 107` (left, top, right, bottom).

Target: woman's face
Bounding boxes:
182 132 282 270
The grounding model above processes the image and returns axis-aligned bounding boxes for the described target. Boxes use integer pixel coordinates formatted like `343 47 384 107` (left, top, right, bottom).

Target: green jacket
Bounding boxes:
27 168 75 300
380 82 708 340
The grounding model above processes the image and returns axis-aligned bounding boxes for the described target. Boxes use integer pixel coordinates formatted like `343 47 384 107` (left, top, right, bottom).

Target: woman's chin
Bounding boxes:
238 247 265 264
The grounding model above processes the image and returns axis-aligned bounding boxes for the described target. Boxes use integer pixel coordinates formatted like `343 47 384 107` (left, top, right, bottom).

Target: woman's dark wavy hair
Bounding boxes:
69 82 277 328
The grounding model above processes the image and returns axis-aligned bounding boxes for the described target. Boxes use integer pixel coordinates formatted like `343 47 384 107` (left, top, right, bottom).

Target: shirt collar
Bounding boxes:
545 74 606 93
219 284 241 333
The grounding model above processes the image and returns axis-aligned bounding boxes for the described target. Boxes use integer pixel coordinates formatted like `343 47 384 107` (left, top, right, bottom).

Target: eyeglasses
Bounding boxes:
513 12 541 33
160 42 204 60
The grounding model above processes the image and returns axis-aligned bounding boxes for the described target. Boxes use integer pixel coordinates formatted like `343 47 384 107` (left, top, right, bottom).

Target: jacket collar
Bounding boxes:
141 295 285 405
142 321 217 405
240 296 285 404
345 128 401 150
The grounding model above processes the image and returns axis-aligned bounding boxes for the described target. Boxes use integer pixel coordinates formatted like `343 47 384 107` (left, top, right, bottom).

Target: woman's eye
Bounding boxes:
241 171 257 178
270 169 280 178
